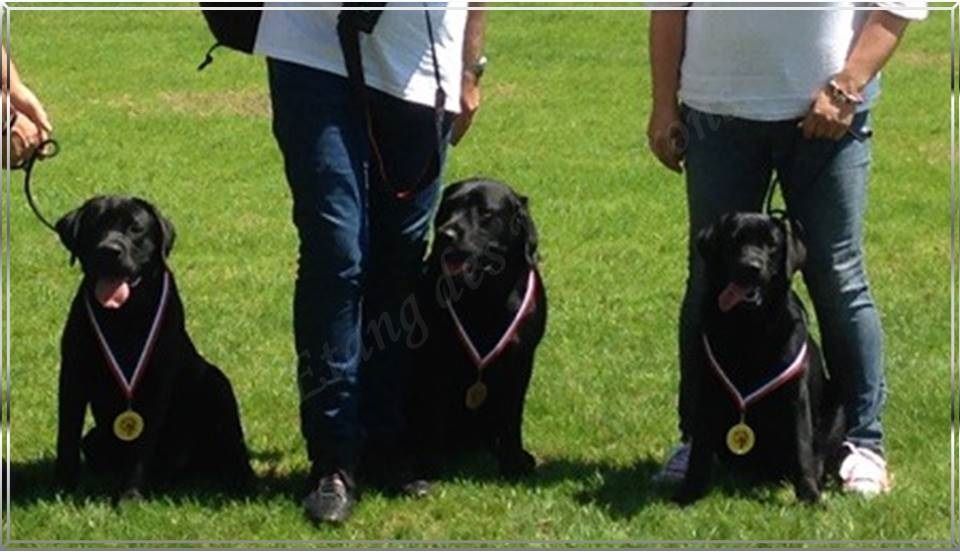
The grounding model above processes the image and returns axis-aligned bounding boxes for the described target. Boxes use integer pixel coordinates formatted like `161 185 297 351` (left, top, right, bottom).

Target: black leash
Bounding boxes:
763 123 873 218
18 138 60 233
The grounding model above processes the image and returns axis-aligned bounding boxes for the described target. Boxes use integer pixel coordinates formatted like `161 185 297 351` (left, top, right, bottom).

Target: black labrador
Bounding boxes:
675 212 844 505
54 196 253 499
408 178 547 479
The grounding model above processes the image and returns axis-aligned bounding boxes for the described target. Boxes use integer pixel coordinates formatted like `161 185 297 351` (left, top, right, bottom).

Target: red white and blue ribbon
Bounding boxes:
446 269 539 370
702 333 808 412
85 272 170 401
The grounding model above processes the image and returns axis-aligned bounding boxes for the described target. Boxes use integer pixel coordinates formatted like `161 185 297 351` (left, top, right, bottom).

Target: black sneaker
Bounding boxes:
398 476 432 499
302 471 356 524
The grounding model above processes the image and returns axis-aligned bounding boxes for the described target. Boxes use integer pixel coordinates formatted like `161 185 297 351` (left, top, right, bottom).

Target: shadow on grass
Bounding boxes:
433 451 806 520
569 459 811 519
11 450 801 516
430 451 670 518
8 449 308 510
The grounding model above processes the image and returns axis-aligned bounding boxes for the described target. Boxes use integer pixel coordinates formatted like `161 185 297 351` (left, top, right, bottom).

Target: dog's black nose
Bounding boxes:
736 258 764 282
96 242 124 257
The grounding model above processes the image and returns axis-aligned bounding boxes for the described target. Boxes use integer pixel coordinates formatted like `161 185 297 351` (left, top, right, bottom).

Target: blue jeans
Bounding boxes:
267 59 449 473
678 106 886 454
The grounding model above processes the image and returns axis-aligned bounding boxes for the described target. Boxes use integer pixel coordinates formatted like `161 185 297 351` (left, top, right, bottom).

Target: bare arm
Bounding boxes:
462 5 486 73
647 10 687 173
802 11 911 140
451 5 486 146
835 11 910 94
649 11 685 112
1 46 23 94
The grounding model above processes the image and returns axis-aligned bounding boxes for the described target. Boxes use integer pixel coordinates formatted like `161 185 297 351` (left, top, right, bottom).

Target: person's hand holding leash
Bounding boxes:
802 11 910 142
10 111 45 166
800 77 859 141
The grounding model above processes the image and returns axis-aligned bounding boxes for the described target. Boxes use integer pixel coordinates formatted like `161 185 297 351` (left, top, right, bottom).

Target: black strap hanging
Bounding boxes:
197 2 264 70
337 4 447 200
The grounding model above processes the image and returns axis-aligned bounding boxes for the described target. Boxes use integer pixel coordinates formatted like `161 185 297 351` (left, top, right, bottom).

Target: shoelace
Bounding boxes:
840 444 890 491
665 446 690 473
655 444 691 480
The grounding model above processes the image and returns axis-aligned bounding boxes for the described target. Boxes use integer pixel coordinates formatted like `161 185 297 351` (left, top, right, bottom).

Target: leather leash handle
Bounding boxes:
20 138 60 234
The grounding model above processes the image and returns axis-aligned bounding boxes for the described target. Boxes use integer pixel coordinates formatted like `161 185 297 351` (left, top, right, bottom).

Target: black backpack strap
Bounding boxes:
423 9 447 156
337 11 373 121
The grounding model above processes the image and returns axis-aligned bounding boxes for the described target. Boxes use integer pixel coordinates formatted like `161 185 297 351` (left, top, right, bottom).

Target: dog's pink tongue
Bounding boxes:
718 282 749 312
95 278 131 309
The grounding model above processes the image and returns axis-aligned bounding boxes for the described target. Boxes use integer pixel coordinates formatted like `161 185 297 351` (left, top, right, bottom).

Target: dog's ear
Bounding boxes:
136 199 176 260
696 218 723 267
442 179 469 201
516 194 539 266
55 205 85 266
782 218 806 277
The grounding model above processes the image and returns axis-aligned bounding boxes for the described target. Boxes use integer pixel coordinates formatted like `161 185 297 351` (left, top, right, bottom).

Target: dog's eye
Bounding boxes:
130 222 146 234
476 206 494 221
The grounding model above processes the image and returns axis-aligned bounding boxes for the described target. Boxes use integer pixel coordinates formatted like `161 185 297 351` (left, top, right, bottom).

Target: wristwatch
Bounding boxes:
466 55 487 82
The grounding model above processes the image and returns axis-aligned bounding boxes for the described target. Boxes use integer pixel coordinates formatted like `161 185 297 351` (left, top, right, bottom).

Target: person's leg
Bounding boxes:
360 90 450 489
675 108 774 439
267 59 367 492
776 111 886 458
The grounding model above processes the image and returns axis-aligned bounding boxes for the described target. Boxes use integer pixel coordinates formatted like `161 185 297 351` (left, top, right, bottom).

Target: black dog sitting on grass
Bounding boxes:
408 178 547 479
674 212 845 505
54 196 253 500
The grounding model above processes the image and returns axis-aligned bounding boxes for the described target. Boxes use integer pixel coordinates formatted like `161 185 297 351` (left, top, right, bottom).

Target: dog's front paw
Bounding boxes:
498 449 536 478
117 488 144 505
54 461 79 492
794 482 821 504
672 485 706 507
54 474 78 493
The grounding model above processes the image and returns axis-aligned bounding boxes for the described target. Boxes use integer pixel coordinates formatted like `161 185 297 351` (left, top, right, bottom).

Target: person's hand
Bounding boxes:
10 82 52 140
450 70 480 146
647 102 685 173
800 83 856 141
9 113 43 166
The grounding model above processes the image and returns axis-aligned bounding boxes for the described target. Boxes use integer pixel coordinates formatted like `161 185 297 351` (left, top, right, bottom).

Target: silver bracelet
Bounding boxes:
827 79 864 106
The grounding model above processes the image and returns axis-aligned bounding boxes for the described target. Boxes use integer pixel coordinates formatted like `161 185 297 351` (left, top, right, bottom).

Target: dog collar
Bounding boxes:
446 268 540 371
701 333 808 413
85 271 171 401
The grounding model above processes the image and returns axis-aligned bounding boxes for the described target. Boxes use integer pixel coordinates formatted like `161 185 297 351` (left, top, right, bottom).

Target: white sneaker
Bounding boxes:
838 442 891 496
652 442 691 484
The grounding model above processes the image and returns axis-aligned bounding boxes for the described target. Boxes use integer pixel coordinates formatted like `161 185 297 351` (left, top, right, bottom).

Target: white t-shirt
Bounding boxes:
675 2 927 121
255 2 468 113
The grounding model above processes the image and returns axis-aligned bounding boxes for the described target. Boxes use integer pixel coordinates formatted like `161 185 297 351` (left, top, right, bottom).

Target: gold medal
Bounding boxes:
113 409 145 442
726 421 755 455
465 381 488 410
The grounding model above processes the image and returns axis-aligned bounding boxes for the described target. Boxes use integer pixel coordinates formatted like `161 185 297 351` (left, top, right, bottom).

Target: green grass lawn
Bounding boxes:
2 5 954 546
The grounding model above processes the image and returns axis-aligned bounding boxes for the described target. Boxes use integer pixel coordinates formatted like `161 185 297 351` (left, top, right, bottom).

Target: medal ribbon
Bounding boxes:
446 269 539 370
702 333 808 412
85 272 171 401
